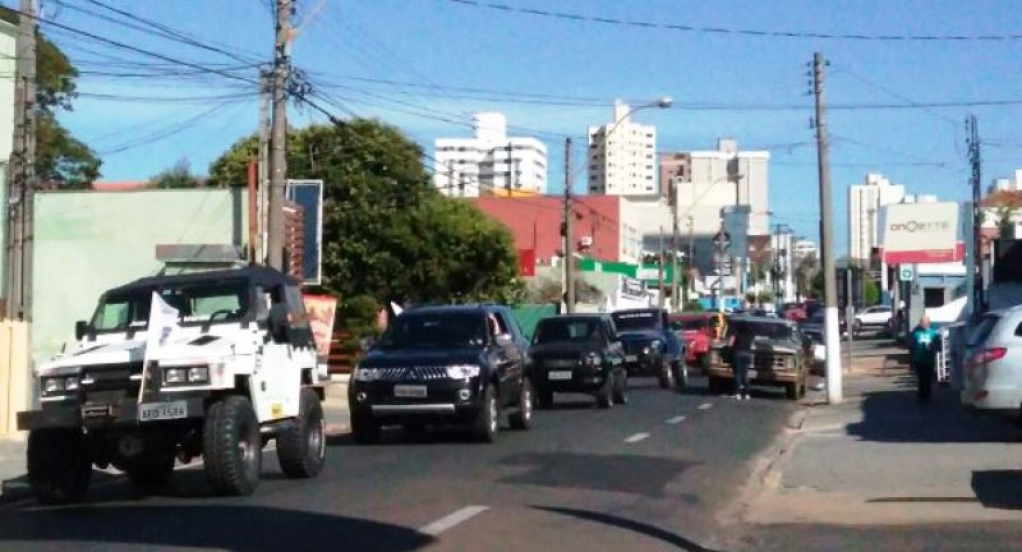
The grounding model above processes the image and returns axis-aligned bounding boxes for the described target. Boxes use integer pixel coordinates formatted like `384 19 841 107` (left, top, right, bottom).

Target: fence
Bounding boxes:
0 321 30 438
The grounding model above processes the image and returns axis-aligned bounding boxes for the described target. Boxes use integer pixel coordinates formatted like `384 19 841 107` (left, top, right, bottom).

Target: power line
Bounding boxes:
434 0 1022 42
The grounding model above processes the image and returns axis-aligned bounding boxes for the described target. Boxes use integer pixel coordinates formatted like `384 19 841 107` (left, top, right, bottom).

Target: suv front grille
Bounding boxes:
376 366 450 381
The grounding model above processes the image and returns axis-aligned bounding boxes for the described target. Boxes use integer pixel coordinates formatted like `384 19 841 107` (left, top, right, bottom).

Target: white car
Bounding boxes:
853 305 893 334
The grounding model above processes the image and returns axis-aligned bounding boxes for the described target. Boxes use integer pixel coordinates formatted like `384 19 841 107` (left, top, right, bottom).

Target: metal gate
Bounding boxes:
936 327 951 383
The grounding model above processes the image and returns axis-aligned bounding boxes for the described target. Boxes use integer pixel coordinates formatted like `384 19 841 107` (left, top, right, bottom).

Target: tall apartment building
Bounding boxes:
991 169 1022 192
587 101 657 195
666 139 770 273
433 112 548 197
848 173 906 263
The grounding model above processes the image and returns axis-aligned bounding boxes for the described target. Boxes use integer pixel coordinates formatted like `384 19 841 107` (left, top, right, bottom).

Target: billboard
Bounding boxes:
286 180 324 285
880 202 962 264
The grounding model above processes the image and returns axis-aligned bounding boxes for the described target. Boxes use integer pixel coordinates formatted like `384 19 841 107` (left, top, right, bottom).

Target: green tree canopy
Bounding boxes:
209 119 523 305
150 158 202 189
0 7 101 187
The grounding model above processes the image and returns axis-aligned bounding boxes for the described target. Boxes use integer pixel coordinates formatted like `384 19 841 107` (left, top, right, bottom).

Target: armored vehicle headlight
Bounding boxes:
63 376 81 391
187 367 209 383
164 368 186 384
43 377 63 394
445 364 480 379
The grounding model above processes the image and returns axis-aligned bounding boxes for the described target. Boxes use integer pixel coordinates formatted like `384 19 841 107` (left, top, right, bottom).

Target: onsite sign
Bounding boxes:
881 202 962 264
302 294 338 358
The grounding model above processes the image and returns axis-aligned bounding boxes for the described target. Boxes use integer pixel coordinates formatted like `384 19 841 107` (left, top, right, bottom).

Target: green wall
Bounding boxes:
32 188 248 363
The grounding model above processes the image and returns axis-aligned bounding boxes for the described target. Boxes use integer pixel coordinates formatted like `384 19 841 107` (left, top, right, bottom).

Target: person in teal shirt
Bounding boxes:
909 315 940 403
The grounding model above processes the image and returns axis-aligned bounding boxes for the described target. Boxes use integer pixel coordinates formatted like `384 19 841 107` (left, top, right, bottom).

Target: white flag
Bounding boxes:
390 301 404 316
139 292 180 402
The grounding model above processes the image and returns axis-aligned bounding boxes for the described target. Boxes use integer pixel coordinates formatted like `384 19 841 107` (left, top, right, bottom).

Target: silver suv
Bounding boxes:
961 306 1022 417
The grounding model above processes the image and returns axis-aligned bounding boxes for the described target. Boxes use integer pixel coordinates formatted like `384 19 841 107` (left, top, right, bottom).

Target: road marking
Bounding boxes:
666 415 686 425
624 432 650 443
698 403 713 410
419 505 490 536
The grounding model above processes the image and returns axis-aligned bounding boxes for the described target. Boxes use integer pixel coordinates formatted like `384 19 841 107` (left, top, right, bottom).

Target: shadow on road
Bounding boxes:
532 505 722 552
0 504 433 551
500 452 700 498
972 470 1022 510
845 385 1020 444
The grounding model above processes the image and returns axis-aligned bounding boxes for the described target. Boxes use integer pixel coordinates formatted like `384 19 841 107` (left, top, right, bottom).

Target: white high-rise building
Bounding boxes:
433 112 548 197
587 101 657 195
848 173 906 263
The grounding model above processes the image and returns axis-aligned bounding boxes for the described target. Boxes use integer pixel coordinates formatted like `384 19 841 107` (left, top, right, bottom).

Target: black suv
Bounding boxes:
348 305 533 443
610 308 687 390
530 314 627 408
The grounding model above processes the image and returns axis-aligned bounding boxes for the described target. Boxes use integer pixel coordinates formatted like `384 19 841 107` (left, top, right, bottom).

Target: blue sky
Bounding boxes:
28 0 1022 254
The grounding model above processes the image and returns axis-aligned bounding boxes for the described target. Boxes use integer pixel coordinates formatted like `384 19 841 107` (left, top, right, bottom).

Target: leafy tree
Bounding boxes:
209 119 523 304
150 158 202 189
863 279 880 306
0 7 101 188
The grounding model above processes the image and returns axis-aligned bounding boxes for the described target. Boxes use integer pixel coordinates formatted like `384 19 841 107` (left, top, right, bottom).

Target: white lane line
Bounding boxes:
419 505 490 536
698 403 713 410
624 432 650 443
666 415 686 425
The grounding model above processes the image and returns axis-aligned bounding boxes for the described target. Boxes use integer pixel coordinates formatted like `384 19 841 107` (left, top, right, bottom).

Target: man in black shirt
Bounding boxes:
729 325 754 400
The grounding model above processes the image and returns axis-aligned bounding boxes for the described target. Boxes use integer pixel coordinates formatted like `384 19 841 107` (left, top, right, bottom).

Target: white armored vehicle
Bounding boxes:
17 266 326 503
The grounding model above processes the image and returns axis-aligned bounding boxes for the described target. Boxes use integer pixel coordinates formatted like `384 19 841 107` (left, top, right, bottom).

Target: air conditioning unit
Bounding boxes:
579 236 594 248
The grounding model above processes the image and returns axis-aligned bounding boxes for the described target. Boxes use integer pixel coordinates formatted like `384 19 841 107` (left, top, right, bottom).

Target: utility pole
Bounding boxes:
256 69 271 265
813 52 842 404
684 215 694 306
562 137 575 313
670 206 680 311
5 0 36 320
266 0 292 271
967 115 984 313
658 226 666 308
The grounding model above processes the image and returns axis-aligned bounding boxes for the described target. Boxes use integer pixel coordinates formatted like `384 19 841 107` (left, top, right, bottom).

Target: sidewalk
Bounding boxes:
740 367 1022 526
0 381 350 503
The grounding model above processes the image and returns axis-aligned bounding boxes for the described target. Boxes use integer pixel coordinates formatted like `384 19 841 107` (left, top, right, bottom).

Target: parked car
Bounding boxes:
961 307 1022 418
800 310 847 341
529 314 627 408
854 304 893 335
610 308 688 390
669 313 716 373
706 315 811 400
348 304 533 444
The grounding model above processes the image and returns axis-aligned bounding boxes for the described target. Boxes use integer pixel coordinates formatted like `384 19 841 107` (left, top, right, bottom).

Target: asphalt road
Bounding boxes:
0 377 796 552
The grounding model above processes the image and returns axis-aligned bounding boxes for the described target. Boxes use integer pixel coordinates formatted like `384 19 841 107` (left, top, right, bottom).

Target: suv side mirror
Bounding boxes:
360 336 376 352
268 304 289 342
75 320 88 341
495 333 513 347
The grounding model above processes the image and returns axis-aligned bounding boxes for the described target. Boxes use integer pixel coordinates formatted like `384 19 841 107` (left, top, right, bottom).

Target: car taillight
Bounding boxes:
968 347 1007 367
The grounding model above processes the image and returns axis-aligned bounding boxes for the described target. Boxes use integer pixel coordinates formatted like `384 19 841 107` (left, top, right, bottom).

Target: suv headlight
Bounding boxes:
446 364 481 379
353 366 381 382
582 352 602 367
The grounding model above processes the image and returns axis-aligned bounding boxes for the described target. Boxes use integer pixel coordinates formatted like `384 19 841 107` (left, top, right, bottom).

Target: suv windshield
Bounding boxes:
612 311 660 331
731 321 797 343
533 318 601 345
671 318 708 331
92 279 251 331
377 312 488 349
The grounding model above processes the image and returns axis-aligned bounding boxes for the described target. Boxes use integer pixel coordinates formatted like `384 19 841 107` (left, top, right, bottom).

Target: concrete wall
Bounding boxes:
32 189 248 363
0 20 19 297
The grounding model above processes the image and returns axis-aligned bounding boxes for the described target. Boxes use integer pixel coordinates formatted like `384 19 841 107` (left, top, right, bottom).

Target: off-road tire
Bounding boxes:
658 359 676 390
203 395 262 496
471 384 499 443
674 362 690 392
125 433 177 493
351 414 381 445
612 372 628 405
509 378 534 430
27 428 92 505
277 387 326 478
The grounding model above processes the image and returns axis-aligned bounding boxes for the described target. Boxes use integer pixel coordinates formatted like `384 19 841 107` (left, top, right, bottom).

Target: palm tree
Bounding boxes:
796 253 819 300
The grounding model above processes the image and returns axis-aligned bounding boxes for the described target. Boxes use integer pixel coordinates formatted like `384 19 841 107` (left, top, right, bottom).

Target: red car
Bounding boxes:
669 313 716 372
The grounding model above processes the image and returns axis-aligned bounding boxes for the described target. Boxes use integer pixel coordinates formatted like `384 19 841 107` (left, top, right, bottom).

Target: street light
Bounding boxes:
564 97 672 313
